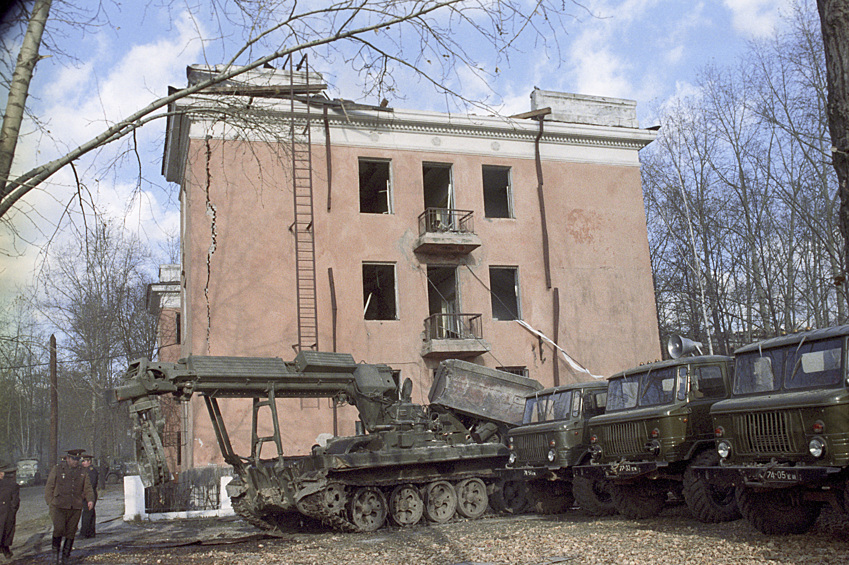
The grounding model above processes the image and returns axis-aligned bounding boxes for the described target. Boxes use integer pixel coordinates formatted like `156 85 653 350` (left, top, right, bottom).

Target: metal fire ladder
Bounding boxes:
289 55 318 351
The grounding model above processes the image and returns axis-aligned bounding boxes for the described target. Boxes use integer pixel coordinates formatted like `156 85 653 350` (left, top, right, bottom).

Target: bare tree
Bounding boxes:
39 219 156 458
644 0 843 352
0 0 584 221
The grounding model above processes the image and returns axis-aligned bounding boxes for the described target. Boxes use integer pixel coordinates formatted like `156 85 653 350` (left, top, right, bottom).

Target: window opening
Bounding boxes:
423 163 454 229
359 159 392 214
427 266 459 338
490 267 519 320
363 263 397 320
497 366 528 378
482 165 512 218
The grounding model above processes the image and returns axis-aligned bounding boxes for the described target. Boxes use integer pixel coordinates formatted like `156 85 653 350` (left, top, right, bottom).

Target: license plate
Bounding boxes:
762 468 799 482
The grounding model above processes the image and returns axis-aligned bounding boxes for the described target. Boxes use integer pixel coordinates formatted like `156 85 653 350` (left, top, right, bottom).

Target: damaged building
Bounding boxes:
151 62 661 471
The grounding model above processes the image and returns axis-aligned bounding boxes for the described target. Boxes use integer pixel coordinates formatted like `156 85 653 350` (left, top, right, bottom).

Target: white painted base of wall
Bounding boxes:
123 475 234 521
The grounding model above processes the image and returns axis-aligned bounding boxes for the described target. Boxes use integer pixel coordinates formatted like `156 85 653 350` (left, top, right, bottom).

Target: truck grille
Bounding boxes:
513 434 547 462
600 422 643 456
734 411 801 455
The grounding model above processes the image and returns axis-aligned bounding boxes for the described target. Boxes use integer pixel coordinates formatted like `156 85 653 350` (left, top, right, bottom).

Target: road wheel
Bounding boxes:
682 451 740 523
528 480 573 515
322 482 348 515
573 474 616 516
347 487 387 532
736 486 821 535
424 480 457 523
610 482 666 519
456 478 488 519
388 484 424 526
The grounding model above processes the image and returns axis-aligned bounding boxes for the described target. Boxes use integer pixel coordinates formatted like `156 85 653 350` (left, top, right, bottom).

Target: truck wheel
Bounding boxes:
683 451 740 523
610 482 665 519
573 475 616 516
736 486 821 535
528 480 573 515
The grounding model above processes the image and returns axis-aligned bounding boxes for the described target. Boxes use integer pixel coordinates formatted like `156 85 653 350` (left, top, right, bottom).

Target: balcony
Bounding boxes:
421 313 491 359
414 208 481 255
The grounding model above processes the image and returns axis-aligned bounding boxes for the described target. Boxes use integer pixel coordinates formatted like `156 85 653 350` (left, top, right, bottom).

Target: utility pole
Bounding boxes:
49 334 57 468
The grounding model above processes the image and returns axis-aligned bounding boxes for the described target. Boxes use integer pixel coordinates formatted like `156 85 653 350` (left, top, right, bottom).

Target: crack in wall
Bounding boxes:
204 136 216 353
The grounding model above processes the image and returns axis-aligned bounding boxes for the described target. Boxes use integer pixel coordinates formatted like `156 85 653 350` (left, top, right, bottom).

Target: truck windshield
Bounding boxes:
523 390 573 423
607 375 639 411
734 337 844 394
607 367 678 412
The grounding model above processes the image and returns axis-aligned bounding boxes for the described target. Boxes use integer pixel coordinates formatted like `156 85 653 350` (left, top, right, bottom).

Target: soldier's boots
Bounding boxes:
52 536 61 564
60 538 74 564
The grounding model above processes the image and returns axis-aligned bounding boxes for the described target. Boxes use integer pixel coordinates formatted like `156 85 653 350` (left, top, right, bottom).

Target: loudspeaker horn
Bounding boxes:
667 335 703 359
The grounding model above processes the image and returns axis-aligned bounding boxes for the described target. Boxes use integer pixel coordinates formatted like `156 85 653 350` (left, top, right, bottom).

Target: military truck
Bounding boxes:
504 381 608 514
697 325 849 534
573 342 739 522
113 352 542 532
15 458 40 486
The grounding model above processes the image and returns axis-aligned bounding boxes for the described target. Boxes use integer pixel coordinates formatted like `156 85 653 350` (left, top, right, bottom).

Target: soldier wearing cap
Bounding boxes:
0 461 19 559
78 454 99 538
45 450 94 564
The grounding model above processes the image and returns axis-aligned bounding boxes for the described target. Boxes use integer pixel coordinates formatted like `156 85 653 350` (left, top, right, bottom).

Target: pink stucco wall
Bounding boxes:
179 135 660 466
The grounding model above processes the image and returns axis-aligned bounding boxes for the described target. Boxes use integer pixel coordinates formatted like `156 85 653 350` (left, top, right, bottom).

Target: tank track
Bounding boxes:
231 493 311 534
297 489 361 532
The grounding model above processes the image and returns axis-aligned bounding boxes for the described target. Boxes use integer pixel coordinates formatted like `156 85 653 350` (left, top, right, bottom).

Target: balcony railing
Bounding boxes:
422 313 490 359
418 208 475 236
414 208 480 255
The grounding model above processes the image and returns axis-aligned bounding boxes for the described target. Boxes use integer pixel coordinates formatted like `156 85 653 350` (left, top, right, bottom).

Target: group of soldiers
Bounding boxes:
0 449 100 564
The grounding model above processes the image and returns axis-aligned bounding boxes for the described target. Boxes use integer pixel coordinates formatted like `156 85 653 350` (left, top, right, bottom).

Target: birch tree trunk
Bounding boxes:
0 0 52 197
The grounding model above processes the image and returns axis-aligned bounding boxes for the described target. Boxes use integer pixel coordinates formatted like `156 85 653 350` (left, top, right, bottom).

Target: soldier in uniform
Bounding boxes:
0 462 20 559
45 450 94 564
78 454 99 538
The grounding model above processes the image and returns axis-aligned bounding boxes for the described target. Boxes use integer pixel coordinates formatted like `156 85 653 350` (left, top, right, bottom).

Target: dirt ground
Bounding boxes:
5 485 849 565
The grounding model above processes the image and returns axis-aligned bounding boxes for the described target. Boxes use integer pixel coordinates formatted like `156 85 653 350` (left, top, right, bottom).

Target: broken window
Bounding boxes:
497 366 529 378
490 267 520 320
363 263 397 320
423 163 454 207
359 159 392 214
482 165 513 218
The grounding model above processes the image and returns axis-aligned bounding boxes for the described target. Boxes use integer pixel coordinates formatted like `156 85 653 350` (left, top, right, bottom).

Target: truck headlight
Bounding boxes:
508 452 517 464
809 437 825 458
547 449 556 462
716 440 731 459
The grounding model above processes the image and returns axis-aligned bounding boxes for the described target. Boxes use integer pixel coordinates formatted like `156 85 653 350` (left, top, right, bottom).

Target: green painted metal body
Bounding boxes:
700 326 849 503
114 351 542 531
574 356 733 483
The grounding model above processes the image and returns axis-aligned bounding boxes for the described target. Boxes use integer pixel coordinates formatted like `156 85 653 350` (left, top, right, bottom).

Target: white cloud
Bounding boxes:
722 0 794 38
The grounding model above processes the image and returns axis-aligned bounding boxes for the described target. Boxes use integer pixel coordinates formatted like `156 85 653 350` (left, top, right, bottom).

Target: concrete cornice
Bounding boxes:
164 95 657 181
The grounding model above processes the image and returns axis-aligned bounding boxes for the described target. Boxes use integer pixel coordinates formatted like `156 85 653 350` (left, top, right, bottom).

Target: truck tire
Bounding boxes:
610 482 665 519
682 450 740 523
572 474 616 516
736 486 822 535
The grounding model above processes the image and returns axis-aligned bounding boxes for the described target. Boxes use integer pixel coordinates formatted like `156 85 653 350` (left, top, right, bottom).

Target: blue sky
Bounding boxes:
0 0 797 296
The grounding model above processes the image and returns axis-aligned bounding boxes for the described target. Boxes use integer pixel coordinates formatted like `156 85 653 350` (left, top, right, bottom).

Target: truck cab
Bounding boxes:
699 325 849 534
573 354 739 522
506 380 607 514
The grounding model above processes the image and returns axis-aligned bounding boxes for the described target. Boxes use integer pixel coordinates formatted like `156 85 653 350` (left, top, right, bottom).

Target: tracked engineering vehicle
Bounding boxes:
113 352 542 532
